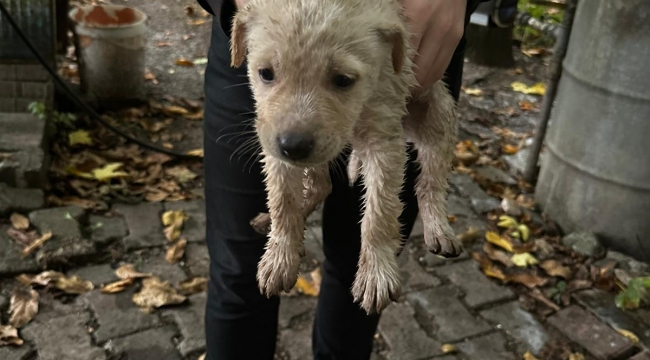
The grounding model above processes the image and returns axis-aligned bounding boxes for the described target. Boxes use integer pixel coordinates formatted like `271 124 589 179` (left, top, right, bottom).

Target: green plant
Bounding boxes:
28 101 77 129
616 277 650 311
515 0 564 48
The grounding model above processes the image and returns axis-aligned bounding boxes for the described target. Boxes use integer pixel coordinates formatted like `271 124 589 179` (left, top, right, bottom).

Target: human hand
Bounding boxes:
398 0 467 91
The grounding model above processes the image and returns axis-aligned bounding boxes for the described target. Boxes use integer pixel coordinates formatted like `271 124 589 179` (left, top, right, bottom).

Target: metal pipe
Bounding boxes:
515 12 561 39
523 0 578 182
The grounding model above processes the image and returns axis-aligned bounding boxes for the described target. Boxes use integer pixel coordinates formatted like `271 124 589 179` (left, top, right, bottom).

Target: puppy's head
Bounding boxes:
230 0 407 166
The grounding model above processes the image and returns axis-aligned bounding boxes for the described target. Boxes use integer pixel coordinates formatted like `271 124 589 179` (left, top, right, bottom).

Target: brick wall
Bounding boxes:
0 62 54 113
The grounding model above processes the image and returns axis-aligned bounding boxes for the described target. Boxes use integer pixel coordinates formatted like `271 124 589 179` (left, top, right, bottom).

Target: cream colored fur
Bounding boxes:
230 0 462 314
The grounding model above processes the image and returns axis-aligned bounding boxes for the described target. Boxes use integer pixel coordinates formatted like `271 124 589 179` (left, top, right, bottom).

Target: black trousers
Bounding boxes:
203 2 477 358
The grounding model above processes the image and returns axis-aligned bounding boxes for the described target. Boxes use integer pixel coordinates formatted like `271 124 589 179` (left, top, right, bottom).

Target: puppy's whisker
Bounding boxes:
223 82 251 90
230 137 260 163
215 130 257 145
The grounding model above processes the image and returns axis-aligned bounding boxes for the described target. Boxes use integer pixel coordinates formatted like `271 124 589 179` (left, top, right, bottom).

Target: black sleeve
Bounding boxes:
196 0 220 16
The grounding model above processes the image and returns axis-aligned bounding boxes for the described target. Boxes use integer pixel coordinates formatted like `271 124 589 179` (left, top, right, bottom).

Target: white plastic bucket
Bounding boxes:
68 5 148 104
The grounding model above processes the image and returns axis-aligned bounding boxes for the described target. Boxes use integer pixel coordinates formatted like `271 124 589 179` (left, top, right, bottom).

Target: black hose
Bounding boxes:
0 1 199 159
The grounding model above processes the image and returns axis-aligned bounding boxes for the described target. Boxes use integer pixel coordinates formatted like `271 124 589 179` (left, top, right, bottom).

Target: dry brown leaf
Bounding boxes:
115 264 152 280
188 19 207 26
21 231 52 258
132 277 187 312
507 273 548 289
0 324 23 346
186 148 204 157
456 227 481 243
502 144 520 155
166 239 187 264
144 69 159 85
518 100 536 111
441 344 458 354
163 105 190 116
569 353 585 360
182 110 204 121
540 260 572 280
523 351 540 360
6 228 37 246
165 166 198 183
175 58 194 67
483 243 514 268
10 213 29 230
8 288 39 328
17 271 63 286
472 252 507 281
178 277 209 295
145 190 169 202
55 275 94 294
101 278 135 294
198 354 206 360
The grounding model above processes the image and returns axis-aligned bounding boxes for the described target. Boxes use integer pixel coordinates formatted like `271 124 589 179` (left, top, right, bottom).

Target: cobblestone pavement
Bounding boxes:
2 178 650 360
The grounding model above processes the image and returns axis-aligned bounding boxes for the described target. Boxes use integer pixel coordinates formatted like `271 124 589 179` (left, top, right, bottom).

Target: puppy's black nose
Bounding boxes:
277 133 314 161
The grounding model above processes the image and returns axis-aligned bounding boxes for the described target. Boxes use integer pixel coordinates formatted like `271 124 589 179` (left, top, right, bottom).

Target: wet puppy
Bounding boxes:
230 0 462 314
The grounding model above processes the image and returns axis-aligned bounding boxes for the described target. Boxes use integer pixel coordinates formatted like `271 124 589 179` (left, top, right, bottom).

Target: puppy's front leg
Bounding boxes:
352 123 406 314
257 154 305 296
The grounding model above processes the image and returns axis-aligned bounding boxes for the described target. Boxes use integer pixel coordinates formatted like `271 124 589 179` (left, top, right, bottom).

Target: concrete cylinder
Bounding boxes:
535 0 650 258
68 5 147 105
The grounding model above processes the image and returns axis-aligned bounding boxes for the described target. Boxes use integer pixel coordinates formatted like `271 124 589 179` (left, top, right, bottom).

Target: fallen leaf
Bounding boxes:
511 81 547 96
17 271 63 286
185 5 195 14
55 275 93 294
21 231 52 258
144 69 159 85
145 190 169 202
175 58 194 67
295 277 319 297
115 264 152 280
472 252 507 281
70 163 129 182
447 215 457 223
163 105 190 116
156 42 173 47
569 353 585 360
0 324 23 346
507 273 548 289
518 224 530 241
183 109 204 121
186 148 204 157
502 144 520 154
162 210 189 241
162 142 174 149
132 277 187 312
483 243 514 267
8 288 39 328
511 253 539 267
463 87 483 96
198 354 206 360
485 231 514 252
101 278 135 294
456 227 481 243
178 277 209 295
166 239 187 264
6 228 38 246
10 213 29 230
518 100 536 111
497 215 519 229
540 260 572 280
521 47 546 57
614 327 639 344
188 19 207 26
615 277 650 310
68 130 93 146
193 57 208 65
165 166 198 183
441 344 458 354
523 351 540 360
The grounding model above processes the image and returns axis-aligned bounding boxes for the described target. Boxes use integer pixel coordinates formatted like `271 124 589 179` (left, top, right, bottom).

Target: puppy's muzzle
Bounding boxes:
277 132 314 161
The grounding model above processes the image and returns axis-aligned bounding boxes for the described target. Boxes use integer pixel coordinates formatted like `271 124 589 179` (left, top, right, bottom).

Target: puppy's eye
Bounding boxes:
259 68 275 83
333 75 355 89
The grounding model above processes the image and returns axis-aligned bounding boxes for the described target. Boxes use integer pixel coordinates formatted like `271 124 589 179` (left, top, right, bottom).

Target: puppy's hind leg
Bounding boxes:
405 82 463 257
257 154 306 296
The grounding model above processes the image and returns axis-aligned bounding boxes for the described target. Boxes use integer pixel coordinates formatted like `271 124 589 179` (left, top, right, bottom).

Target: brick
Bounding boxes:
398 252 441 294
164 200 206 243
68 264 117 286
378 302 442 360
474 166 516 185
107 326 180 360
436 260 515 308
279 296 316 329
87 215 128 246
0 225 41 275
0 184 44 216
450 174 500 213
0 64 17 80
456 332 517 360
0 345 33 360
115 202 166 250
184 243 210 277
573 288 650 348
80 289 160 344
630 351 650 360
36 292 85 321
547 305 636 360
480 301 550 355
29 206 85 238
0 81 17 97
164 293 206 356
22 313 106 360
21 82 49 99
407 286 491 343
139 254 187 286
278 319 313 360
0 98 16 112
0 113 47 151
16 64 49 82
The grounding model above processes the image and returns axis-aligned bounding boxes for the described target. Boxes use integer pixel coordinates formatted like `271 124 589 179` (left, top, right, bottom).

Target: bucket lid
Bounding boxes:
69 5 147 29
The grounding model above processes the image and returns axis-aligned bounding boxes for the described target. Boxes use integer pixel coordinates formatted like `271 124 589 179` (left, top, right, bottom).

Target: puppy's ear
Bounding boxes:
230 6 252 68
375 26 406 74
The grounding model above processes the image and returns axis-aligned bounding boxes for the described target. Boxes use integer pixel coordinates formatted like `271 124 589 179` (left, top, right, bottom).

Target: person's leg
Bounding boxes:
312 2 480 358
203 6 279 359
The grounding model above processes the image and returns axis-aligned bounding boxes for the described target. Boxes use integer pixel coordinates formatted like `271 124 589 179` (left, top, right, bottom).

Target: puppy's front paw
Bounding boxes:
352 248 401 314
250 212 272 235
257 243 301 297
425 221 463 258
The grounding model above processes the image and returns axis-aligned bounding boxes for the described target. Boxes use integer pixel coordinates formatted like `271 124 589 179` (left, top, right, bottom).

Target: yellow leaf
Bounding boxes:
614 327 639 344
101 278 135 294
518 224 530 241
569 353 585 360
10 213 29 230
165 239 187 264
91 163 129 182
295 276 319 297
68 130 93 146
502 144 520 154
523 351 540 360
485 231 514 252
441 344 458 354
186 148 204 157
162 210 189 242
463 87 483 96
497 216 519 229
21 231 52 258
115 264 152 280
511 253 539 267
0 324 24 346
511 81 547 96
54 275 94 294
